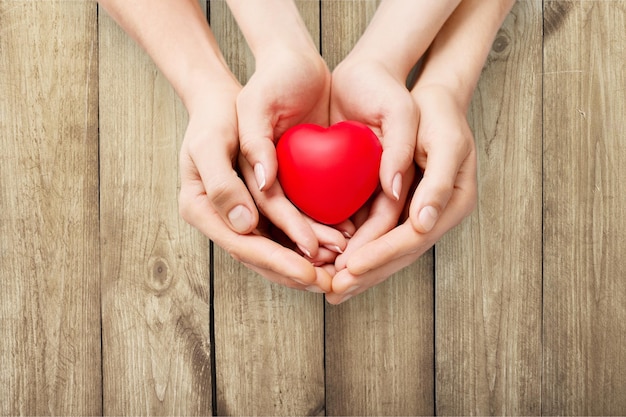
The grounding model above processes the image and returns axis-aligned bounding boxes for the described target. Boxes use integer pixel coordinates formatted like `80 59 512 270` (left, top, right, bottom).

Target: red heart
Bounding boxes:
276 121 382 225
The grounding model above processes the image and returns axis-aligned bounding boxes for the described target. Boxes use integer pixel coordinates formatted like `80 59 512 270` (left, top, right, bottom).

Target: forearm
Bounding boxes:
98 0 238 111
347 0 462 80
416 0 516 109
225 0 318 59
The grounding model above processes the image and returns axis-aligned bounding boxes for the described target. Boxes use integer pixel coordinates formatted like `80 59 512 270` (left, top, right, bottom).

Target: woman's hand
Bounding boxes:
327 84 477 304
235 48 339 260
225 0 350 262
178 80 334 293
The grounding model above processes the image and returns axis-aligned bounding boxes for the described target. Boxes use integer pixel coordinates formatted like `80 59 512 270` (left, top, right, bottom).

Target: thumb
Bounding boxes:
236 94 278 192
409 137 470 233
183 138 259 235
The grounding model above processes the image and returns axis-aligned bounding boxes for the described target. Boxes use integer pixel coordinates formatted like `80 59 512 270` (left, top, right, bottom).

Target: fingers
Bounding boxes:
227 235 315 282
325 251 419 305
346 222 426 276
335 164 415 270
334 219 357 239
410 138 476 233
242 262 331 294
182 134 259 235
347 170 476 277
179 179 320 289
409 84 478 233
333 192 402 271
238 153 320 258
378 96 419 202
305 216 349 254
326 140 477 304
236 89 278 192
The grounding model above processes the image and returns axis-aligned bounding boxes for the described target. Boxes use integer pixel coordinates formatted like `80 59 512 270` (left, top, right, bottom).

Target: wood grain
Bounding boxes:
3 0 626 414
435 1 543 415
98 5 212 415
210 2 326 415
321 2 435 415
543 1 626 414
0 1 101 415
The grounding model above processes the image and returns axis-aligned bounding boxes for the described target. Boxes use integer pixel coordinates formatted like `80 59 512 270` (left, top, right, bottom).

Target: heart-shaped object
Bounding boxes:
276 121 382 225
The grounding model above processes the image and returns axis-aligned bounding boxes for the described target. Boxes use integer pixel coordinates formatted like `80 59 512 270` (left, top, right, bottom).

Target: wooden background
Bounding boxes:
1 0 625 415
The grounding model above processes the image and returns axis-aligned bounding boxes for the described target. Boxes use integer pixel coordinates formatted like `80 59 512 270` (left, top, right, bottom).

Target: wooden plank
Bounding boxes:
0 1 101 415
543 1 626 414
434 1 543 414
98 4 212 415
209 2 326 415
321 2 435 415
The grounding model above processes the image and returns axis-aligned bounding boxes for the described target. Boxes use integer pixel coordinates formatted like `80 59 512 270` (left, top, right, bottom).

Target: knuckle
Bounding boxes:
204 176 235 208
397 141 417 165
422 173 455 198
384 141 416 168
238 129 275 158
227 246 244 264
219 236 245 263
238 134 257 157
439 177 458 196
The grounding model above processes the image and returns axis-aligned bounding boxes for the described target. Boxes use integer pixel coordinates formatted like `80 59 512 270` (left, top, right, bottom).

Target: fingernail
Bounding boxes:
293 278 308 285
228 205 253 234
342 230 352 239
324 245 343 254
392 173 402 201
254 163 266 191
419 205 439 232
297 244 312 258
306 286 325 293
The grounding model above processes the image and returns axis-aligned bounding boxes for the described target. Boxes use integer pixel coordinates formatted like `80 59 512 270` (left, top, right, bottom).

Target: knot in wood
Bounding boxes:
147 257 173 293
492 34 510 54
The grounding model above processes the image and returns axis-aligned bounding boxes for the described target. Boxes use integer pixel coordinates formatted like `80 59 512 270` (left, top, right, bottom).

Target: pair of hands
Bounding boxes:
178 46 476 304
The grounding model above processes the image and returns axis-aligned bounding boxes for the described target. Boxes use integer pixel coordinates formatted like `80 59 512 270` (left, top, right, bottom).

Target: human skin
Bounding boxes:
98 0 516 297
331 0 462 207
97 0 343 292
225 0 353 265
326 0 517 304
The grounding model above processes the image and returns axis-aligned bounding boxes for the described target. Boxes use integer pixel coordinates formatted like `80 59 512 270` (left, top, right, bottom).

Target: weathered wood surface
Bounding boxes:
321 1 435 415
0 2 101 415
435 1 543 415
98 4 212 415
543 1 626 415
210 2 326 415
2 0 626 415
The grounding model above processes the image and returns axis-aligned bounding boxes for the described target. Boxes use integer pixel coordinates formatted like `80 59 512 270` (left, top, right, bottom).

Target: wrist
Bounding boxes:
413 0 516 111
253 44 330 99
340 47 410 84
412 83 468 112
346 0 462 81
182 70 241 118
254 40 323 70
226 0 318 59
414 69 474 112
